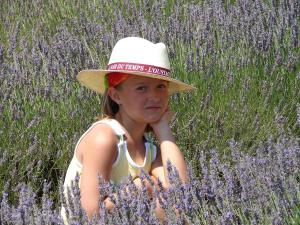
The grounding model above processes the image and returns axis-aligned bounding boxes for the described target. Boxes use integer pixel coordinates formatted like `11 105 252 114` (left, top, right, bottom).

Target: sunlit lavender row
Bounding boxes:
1 131 300 224
0 0 299 224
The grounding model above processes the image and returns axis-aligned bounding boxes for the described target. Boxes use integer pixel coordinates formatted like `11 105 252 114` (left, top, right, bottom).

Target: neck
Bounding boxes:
114 111 147 143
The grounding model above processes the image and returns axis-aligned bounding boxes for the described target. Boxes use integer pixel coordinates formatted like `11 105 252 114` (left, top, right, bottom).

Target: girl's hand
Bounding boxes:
150 108 174 143
133 176 143 188
151 108 170 127
133 176 156 196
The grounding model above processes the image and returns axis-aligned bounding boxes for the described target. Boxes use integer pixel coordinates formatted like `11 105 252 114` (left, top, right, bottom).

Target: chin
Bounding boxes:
145 115 162 123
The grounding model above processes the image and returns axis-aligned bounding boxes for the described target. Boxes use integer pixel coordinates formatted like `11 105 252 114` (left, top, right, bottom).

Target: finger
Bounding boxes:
166 110 174 122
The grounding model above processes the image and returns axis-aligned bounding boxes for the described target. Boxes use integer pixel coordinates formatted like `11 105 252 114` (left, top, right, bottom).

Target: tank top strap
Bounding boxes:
145 141 157 163
93 119 126 142
74 119 126 154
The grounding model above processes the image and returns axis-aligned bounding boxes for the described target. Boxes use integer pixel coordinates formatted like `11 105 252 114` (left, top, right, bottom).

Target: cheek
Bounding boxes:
124 95 145 111
162 95 169 107
162 100 168 110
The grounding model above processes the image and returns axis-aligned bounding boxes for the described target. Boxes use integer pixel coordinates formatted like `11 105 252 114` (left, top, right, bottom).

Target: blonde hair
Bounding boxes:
96 90 118 120
104 90 119 117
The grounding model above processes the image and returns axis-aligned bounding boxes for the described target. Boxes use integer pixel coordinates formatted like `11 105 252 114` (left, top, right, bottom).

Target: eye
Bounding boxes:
136 86 147 92
157 83 167 89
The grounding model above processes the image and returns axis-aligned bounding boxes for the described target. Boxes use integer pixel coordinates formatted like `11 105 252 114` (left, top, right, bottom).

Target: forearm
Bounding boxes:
152 120 188 187
160 138 188 186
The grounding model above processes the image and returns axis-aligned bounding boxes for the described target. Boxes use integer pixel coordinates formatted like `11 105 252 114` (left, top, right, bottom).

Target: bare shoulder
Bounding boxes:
77 122 118 166
79 122 119 196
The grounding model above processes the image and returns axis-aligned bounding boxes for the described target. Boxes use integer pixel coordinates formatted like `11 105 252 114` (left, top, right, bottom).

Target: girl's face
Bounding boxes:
109 75 169 124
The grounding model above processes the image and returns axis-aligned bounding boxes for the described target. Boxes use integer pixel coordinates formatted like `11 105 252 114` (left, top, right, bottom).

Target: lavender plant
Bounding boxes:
1 130 300 224
0 0 299 223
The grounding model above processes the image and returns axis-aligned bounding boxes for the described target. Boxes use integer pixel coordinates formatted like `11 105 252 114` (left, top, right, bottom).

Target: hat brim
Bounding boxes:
77 70 197 95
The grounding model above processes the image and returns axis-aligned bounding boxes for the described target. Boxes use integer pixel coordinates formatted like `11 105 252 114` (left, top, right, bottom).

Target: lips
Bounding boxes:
145 106 161 110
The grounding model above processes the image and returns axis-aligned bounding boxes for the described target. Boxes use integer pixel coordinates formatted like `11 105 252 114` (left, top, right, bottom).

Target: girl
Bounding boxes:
61 37 196 221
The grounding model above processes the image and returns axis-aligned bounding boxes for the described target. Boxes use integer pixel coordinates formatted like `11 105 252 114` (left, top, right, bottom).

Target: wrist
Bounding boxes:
156 131 175 144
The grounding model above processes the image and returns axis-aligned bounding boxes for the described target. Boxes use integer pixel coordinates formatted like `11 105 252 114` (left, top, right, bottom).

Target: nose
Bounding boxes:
148 88 160 102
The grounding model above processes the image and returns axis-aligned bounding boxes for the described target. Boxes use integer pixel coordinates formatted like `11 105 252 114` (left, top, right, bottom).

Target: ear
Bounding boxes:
108 87 122 105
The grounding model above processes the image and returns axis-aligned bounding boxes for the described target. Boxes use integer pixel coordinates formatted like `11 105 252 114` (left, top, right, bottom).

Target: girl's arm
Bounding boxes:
78 124 118 218
150 109 188 188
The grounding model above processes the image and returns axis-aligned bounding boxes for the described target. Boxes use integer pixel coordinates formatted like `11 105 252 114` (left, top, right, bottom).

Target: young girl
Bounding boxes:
61 37 195 221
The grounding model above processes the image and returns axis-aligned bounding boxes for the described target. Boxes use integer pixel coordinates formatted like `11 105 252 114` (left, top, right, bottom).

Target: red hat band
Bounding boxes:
107 62 170 77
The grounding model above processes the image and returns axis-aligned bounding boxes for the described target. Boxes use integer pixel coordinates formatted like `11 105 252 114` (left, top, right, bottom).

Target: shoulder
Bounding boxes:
77 121 119 164
78 121 120 189
88 122 118 144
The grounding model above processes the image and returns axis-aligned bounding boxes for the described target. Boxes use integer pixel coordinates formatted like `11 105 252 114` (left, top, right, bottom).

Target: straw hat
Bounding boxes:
77 37 196 94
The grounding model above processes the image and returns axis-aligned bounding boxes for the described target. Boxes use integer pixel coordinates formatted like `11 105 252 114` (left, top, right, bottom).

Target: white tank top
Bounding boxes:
61 119 157 223
63 118 157 189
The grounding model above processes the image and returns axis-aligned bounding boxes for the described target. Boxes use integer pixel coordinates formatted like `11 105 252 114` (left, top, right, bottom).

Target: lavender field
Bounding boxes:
0 0 299 224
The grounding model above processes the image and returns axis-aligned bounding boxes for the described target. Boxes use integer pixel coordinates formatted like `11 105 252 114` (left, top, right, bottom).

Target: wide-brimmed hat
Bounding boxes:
77 37 196 94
